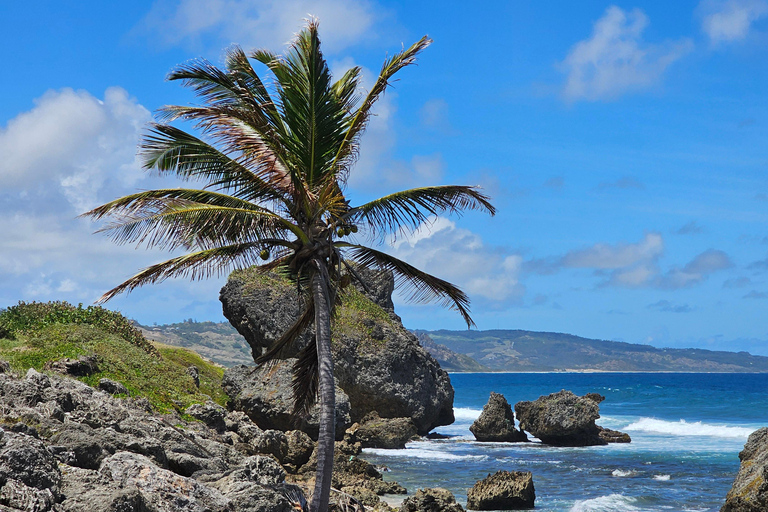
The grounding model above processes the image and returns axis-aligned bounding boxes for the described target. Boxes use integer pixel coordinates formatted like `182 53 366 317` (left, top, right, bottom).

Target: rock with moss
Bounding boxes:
514 390 629 447
722 427 768 512
220 267 455 434
470 393 528 443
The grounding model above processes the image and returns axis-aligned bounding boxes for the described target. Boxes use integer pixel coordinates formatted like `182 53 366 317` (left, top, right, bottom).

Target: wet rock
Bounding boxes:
399 487 465 512
345 412 418 449
466 471 535 510
98 378 129 396
515 390 629 446
470 392 528 443
598 426 631 443
722 427 768 511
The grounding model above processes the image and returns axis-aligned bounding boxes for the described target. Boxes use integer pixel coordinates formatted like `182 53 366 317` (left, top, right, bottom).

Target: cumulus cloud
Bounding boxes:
0 88 229 323
0 87 150 213
388 217 525 303
525 233 731 289
647 300 693 313
699 0 768 44
748 254 768 272
139 0 379 53
660 249 733 288
723 276 752 288
560 6 693 101
561 232 663 270
744 290 768 299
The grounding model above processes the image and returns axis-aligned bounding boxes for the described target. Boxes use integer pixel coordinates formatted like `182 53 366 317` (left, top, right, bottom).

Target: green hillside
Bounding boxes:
0 301 227 411
417 329 768 372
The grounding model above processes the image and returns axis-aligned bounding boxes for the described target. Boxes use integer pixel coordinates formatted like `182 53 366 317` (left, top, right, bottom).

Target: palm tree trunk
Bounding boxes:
310 269 335 512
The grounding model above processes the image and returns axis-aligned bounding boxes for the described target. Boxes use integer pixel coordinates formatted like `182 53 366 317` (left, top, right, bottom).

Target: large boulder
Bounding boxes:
466 471 535 510
345 412 418 449
722 427 768 511
514 390 629 446
470 393 528 443
222 360 352 441
220 266 455 434
399 487 465 512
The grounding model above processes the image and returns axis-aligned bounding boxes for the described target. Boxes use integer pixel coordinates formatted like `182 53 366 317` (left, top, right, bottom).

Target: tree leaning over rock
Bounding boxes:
84 20 494 512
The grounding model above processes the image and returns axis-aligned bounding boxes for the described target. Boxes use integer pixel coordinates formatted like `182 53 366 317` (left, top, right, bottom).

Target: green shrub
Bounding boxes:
0 301 158 355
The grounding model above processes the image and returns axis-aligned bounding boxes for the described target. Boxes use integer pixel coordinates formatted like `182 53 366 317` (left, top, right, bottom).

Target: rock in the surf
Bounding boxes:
722 427 768 512
514 390 630 446
399 487 465 512
466 470 535 510
469 392 528 442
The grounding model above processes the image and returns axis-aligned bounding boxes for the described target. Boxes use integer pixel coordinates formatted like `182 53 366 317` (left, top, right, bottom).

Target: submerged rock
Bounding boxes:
220 266 455 435
470 392 528 443
722 427 768 512
514 390 629 446
466 471 535 510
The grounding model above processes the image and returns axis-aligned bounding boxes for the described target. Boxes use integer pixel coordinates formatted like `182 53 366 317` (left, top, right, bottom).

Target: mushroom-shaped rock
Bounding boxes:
466 471 535 510
514 390 629 446
469 392 528 443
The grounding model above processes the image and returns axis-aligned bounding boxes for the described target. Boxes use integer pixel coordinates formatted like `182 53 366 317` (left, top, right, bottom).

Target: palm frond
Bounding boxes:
291 337 319 418
85 197 297 251
332 36 432 172
351 185 495 238
140 124 290 204
339 243 475 328
255 301 315 365
96 243 264 303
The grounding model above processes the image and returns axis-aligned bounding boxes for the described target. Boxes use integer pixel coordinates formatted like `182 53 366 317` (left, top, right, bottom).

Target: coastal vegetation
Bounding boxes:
82 20 494 511
0 301 226 412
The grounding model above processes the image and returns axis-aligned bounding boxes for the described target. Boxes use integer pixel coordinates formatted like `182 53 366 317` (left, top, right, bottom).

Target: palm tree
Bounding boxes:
84 20 494 512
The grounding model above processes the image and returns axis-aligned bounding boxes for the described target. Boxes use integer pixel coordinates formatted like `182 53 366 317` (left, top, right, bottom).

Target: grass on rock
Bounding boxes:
0 301 226 413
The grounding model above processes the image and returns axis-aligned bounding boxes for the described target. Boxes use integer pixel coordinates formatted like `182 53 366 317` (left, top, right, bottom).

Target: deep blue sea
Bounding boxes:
362 373 768 511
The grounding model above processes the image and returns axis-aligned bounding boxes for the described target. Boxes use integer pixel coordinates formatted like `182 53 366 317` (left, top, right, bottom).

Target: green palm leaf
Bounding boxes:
338 243 475 327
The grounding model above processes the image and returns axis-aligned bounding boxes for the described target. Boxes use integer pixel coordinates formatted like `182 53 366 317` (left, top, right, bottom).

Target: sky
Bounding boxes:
1 1 767 354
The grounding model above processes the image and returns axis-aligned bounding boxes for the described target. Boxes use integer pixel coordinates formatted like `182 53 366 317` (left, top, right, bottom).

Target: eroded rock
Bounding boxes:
722 427 768 512
466 471 535 510
399 487 465 512
470 392 528 443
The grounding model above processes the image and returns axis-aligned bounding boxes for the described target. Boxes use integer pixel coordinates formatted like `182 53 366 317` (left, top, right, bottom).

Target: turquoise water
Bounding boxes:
362 373 768 511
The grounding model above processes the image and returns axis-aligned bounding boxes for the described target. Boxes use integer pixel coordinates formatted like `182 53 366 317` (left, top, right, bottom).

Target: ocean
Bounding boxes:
362 372 768 512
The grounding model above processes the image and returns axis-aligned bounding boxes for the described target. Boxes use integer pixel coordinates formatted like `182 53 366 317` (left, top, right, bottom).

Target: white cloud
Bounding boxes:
562 232 664 270
140 0 379 53
0 87 150 213
699 0 768 44
661 249 733 288
560 6 693 101
0 88 228 324
388 217 525 303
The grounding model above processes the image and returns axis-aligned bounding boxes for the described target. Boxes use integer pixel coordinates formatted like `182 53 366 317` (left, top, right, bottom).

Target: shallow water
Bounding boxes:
362 373 768 511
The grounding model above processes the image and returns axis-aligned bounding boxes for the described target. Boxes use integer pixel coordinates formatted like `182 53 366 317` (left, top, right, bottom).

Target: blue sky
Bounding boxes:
1 1 767 354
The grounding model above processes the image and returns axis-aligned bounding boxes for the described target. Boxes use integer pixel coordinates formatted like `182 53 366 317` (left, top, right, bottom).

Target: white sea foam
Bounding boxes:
362 447 488 462
570 494 640 512
611 469 636 477
453 407 482 421
653 474 671 481
623 418 753 439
